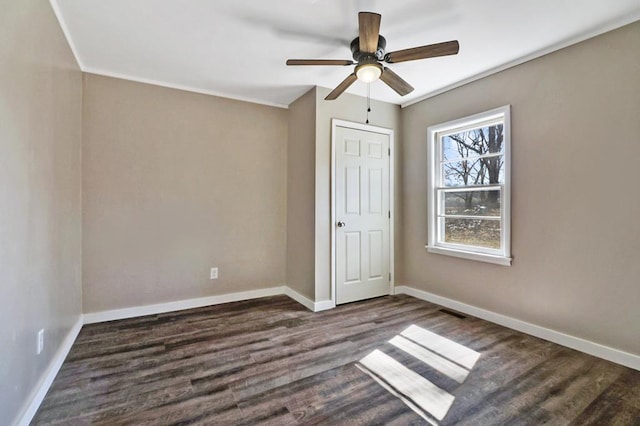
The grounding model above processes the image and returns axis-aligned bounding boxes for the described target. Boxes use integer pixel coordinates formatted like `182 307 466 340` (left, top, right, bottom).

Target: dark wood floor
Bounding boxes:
33 295 640 425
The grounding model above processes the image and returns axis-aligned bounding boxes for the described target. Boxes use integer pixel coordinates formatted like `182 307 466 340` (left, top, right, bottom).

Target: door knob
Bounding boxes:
337 221 346 228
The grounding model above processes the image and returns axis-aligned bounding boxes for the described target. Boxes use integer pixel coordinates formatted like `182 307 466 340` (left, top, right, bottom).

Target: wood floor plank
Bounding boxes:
104 386 238 425
32 294 640 425
569 370 640 426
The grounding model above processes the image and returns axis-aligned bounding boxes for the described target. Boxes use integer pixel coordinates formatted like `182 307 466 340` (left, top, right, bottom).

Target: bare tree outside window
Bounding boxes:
440 125 505 249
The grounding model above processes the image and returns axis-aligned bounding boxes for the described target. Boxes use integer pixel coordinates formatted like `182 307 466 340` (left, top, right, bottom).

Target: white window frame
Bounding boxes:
427 105 512 266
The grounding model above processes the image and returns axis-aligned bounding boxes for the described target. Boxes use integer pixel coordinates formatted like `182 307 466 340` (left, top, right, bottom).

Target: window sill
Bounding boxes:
426 245 512 266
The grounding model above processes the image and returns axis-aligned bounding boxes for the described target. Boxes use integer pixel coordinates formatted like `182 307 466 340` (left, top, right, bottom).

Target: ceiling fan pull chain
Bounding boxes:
366 83 371 124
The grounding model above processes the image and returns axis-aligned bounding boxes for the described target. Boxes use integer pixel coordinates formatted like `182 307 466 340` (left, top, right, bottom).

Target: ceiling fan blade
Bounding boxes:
286 59 354 66
358 12 381 53
325 73 358 100
385 40 459 63
380 67 414 96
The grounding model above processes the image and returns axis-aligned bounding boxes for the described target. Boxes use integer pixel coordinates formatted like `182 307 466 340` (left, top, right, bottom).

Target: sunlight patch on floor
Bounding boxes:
357 324 481 424
401 324 480 370
389 335 469 383
359 349 455 421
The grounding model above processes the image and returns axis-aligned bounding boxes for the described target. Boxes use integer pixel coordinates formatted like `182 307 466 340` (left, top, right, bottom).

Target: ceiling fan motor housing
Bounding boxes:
351 35 387 62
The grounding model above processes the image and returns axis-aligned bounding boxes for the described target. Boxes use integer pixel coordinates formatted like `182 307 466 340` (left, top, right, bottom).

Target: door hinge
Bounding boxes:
389 272 391 281
388 210 391 219
388 148 391 156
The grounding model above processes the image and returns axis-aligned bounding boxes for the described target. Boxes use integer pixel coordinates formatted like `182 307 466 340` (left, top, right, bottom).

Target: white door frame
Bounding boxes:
331 119 395 306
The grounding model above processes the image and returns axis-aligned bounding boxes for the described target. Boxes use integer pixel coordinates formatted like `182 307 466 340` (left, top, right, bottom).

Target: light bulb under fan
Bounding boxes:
355 62 382 83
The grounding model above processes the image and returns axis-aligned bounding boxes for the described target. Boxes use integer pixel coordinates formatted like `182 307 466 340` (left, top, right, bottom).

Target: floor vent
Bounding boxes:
439 308 466 319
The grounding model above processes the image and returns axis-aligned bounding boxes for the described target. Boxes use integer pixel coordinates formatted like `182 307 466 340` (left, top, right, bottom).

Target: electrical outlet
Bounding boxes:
37 329 44 355
210 267 218 280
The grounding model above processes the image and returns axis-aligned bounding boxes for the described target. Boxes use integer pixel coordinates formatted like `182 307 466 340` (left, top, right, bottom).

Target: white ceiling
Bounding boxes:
53 0 640 108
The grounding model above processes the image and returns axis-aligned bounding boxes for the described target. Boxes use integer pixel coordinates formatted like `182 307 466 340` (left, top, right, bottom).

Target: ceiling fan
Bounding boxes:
286 12 459 100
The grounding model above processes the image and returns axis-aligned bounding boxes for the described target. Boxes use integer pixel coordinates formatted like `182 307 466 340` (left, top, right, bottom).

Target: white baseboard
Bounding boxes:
281 287 336 312
394 285 640 371
83 286 286 324
15 315 83 426
313 300 336 312
283 286 315 311
84 285 338 324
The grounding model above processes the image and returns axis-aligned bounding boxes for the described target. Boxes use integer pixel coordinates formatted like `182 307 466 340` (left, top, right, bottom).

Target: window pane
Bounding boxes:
441 124 505 161
442 190 501 216
443 156 504 186
442 218 501 249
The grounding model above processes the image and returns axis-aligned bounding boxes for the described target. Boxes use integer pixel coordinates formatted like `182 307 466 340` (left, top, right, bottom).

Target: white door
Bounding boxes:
335 125 391 304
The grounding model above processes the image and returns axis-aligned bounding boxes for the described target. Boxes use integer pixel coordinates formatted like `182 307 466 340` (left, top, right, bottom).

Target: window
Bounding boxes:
427 106 511 265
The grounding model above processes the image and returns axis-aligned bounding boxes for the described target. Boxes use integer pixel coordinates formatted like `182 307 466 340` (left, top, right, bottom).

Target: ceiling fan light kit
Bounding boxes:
355 62 382 83
286 11 460 100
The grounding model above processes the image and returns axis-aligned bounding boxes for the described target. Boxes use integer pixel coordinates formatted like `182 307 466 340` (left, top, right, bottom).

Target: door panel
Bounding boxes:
335 126 390 304
369 168 383 213
345 167 360 214
368 141 383 158
344 138 360 156
368 230 383 279
344 232 361 283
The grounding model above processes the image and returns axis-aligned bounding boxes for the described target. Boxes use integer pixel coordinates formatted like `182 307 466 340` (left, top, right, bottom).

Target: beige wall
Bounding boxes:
82 74 288 313
314 87 401 302
0 0 83 422
3 9 636 423
286 88 317 300
400 21 640 355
